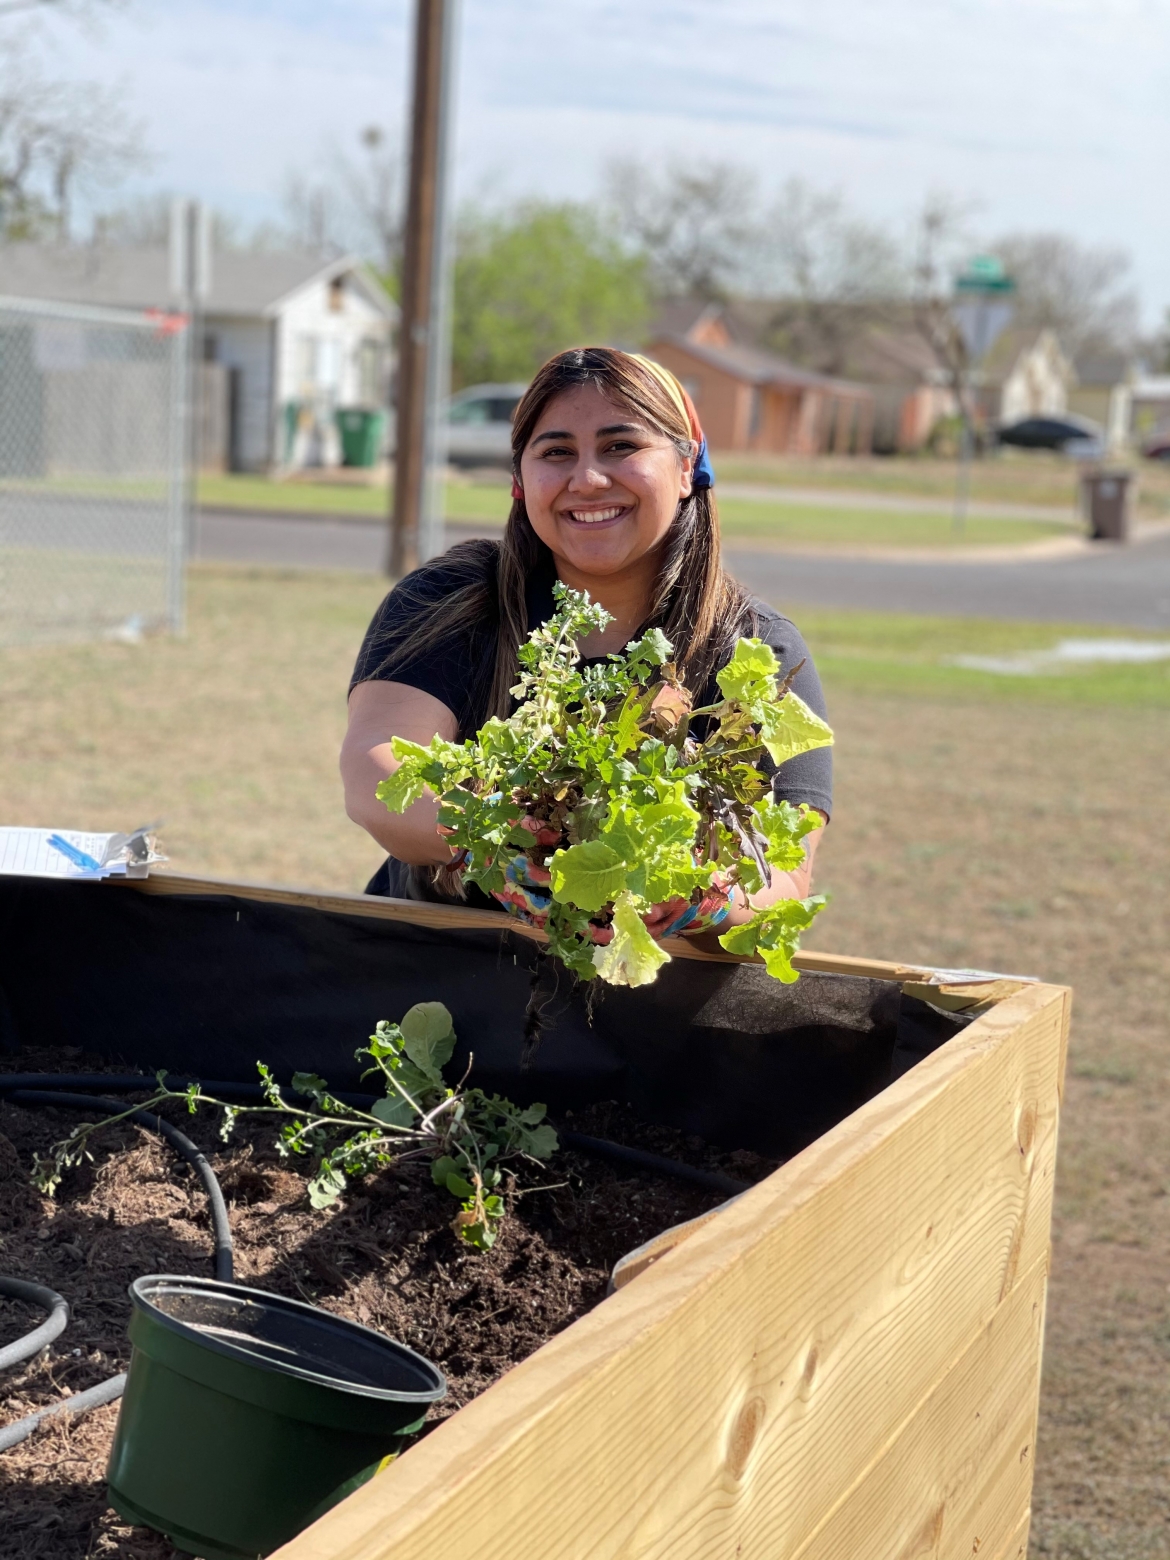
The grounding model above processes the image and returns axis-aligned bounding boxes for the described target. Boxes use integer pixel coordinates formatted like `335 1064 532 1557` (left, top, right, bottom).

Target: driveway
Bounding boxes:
192 509 1170 629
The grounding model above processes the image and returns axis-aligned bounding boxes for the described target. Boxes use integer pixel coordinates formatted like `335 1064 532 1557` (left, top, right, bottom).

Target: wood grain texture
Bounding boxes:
991 1506 1031 1560
274 981 1067 1560
112 871 929 979
792 1257 1046 1560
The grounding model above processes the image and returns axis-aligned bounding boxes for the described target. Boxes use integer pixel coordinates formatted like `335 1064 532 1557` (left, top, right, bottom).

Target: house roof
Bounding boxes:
0 244 396 320
976 326 1077 385
649 332 872 397
835 326 943 386
647 298 725 341
1073 350 1133 387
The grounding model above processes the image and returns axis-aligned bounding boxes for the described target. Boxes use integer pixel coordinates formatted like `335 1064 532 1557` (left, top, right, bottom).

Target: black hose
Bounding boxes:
0 1076 745 1455
0 1087 235 1454
558 1130 750 1196
0 1372 128 1453
0 1278 69 1373
0 1072 749 1199
6 1092 233 1283
0 1072 374 1111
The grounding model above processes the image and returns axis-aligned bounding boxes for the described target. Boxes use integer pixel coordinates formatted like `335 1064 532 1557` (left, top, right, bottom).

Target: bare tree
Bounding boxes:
989 231 1138 360
0 42 145 239
755 179 903 374
276 170 345 256
1152 311 1170 374
337 125 402 280
603 156 763 300
92 191 248 250
268 126 402 273
907 192 980 433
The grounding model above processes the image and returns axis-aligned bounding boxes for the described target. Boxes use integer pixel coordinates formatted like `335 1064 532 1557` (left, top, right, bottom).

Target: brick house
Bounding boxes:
645 305 875 456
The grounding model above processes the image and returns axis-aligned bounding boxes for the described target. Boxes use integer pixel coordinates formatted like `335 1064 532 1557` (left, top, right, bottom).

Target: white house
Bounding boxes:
978 328 1076 425
0 244 396 470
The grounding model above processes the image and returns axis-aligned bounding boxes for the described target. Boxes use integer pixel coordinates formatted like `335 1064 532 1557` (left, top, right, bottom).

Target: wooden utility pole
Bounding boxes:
388 0 458 578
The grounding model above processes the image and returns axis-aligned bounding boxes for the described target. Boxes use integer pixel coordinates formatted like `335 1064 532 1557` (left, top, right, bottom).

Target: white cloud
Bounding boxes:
27 0 1170 324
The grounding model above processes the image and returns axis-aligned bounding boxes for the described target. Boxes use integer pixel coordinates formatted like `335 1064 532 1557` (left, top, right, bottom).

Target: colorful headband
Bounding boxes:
628 353 715 490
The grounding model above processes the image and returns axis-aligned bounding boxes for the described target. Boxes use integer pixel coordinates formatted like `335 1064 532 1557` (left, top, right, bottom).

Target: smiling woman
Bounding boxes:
340 347 832 940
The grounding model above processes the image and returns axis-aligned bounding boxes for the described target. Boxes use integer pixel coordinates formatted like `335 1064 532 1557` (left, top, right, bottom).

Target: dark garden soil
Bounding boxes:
0 1046 776 1560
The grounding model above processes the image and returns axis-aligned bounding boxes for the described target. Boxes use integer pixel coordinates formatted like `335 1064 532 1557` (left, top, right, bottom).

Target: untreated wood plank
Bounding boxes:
112 871 926 980
274 982 1066 1560
792 1256 1046 1560
991 1505 1031 1560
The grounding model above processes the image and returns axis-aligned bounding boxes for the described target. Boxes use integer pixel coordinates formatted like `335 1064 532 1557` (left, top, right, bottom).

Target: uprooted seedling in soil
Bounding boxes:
31 1002 556 1250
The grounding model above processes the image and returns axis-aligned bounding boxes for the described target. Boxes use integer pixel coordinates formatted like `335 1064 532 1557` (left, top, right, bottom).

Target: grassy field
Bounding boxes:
714 448 1170 515
198 472 1076 550
199 449 1170 524
3 564 1168 1559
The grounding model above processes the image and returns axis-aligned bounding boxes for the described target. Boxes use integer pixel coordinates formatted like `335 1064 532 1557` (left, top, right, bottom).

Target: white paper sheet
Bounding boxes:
0 828 129 879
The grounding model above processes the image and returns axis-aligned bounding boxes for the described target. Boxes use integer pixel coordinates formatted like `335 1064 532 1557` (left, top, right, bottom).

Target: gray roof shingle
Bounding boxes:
0 244 395 319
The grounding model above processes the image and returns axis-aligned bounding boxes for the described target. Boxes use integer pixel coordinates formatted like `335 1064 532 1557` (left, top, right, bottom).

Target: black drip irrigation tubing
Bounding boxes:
0 1085 235 1453
557 1130 749 1196
0 1072 746 1452
0 1075 751 1193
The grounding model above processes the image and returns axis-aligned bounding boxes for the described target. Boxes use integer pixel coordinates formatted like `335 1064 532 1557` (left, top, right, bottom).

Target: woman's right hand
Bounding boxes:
492 851 554 928
490 851 615 944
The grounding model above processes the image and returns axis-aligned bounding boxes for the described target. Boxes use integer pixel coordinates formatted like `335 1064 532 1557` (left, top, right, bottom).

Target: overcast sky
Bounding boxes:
35 0 1170 324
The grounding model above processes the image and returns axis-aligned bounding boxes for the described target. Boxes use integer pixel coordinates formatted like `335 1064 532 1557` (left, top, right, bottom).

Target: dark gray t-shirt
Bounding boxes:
351 544 832 898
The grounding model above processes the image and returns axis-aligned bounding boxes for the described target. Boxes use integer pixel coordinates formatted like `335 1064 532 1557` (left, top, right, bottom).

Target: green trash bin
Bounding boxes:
335 407 387 468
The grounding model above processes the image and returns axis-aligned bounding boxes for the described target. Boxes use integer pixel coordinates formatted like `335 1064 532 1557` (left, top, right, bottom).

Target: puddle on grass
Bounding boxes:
946 638 1170 676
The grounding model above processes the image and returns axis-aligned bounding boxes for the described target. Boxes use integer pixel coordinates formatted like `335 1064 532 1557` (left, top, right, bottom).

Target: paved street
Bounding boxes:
191 507 1170 629
722 536 1170 628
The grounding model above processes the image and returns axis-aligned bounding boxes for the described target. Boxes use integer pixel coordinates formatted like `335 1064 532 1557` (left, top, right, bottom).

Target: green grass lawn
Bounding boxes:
793 607 1170 707
198 473 1076 550
714 498 1070 548
713 449 1170 516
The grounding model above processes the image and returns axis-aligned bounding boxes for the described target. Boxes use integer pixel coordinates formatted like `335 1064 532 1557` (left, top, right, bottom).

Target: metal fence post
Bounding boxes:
166 312 191 636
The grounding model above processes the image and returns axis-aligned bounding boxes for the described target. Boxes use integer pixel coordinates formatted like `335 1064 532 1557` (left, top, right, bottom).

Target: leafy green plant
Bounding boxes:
379 585 834 986
31 1003 555 1251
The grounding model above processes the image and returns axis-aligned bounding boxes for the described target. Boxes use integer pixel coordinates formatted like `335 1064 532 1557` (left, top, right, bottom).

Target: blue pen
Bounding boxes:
46 834 103 873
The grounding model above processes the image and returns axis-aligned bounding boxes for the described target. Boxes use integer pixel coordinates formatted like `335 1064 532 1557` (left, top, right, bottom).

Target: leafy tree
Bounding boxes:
451 200 649 386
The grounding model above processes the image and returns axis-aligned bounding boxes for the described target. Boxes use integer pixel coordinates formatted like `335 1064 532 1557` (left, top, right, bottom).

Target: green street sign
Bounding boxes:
955 254 1016 294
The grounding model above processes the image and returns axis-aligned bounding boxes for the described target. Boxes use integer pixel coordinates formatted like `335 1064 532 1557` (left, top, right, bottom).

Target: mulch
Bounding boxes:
0 1047 775 1560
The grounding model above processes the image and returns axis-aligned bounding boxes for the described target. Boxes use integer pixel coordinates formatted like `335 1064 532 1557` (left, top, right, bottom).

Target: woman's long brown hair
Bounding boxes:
368 346 754 737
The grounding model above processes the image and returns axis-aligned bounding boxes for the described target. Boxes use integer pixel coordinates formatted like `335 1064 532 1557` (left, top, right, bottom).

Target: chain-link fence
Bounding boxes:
0 295 188 648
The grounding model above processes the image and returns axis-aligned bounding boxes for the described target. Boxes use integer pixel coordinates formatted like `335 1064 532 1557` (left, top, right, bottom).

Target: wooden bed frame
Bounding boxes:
120 875 1068 1560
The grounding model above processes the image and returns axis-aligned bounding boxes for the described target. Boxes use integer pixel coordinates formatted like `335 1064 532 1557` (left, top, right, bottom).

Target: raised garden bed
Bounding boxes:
0 873 1070 1560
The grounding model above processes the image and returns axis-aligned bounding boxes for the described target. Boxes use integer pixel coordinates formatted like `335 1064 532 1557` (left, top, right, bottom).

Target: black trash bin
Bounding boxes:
1082 469 1133 541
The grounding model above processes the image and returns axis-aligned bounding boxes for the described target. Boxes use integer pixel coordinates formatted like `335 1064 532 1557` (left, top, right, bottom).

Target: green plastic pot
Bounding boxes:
106 1275 446 1560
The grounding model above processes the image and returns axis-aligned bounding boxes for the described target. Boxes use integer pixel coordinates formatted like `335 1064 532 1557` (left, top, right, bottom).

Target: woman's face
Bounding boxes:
517 383 695 584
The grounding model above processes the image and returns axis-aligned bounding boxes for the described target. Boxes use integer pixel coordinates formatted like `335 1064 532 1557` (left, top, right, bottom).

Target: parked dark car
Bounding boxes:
996 414 1103 452
1141 435 1170 461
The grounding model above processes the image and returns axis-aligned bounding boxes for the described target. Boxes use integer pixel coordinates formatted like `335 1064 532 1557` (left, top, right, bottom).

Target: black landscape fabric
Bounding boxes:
0 878 964 1160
